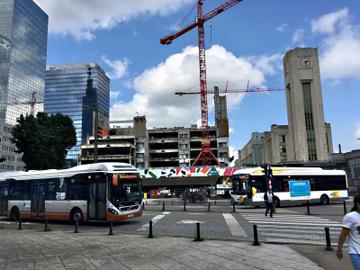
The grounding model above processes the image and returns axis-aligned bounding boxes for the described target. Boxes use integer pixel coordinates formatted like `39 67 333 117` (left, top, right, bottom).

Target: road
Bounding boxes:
0 199 349 245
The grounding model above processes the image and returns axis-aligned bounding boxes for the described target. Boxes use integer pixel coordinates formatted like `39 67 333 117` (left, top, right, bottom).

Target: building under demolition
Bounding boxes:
79 90 230 168
80 116 229 168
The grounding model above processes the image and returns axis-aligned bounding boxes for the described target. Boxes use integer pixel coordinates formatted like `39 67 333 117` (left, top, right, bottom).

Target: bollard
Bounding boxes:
253 224 260 246
232 202 236 213
306 200 311 215
214 200 216 206
194 222 203 241
343 200 347 215
148 220 154 238
44 218 50 232
208 202 211 212
74 218 79 233
17 218 22 230
325 227 333 251
146 201 148 205
183 200 186 211
142 202 145 211
108 221 114 235
162 202 165 212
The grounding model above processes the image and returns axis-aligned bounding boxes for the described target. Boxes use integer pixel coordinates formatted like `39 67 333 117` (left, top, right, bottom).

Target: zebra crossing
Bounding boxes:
241 212 343 245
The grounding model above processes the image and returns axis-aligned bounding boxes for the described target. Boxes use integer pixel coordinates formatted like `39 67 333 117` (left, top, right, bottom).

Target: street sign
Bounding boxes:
289 180 311 200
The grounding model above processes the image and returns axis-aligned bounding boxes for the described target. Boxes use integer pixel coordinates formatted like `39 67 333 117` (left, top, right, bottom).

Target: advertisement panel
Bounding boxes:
289 180 311 200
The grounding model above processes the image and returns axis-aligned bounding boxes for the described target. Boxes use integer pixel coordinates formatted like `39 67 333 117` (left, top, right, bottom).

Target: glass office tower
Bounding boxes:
0 0 48 124
44 63 110 167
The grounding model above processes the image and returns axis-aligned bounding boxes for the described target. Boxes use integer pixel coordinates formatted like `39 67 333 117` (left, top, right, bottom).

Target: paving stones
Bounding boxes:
0 228 323 270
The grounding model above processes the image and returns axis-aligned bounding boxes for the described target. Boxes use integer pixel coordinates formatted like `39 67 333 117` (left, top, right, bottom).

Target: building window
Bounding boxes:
302 82 317 161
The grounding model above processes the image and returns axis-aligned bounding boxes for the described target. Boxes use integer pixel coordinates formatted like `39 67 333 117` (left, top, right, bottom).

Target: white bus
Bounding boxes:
230 167 348 207
0 163 143 223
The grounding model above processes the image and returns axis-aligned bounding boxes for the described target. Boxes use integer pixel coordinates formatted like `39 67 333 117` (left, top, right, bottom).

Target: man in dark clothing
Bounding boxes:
264 190 274 218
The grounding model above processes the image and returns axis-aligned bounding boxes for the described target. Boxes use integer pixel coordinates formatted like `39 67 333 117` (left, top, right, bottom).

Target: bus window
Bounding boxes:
46 179 58 200
251 176 266 192
67 175 86 200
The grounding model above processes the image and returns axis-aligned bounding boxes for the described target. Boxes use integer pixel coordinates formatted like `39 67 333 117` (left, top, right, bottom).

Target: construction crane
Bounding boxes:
175 86 285 96
4 91 43 116
161 0 242 166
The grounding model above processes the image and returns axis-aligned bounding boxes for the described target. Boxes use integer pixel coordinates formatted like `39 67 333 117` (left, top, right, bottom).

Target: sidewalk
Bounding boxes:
0 227 324 270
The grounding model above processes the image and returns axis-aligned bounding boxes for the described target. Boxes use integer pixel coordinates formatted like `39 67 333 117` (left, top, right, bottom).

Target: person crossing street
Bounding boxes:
264 189 274 218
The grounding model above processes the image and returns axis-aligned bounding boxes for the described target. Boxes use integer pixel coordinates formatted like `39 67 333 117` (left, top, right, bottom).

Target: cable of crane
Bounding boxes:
171 3 197 34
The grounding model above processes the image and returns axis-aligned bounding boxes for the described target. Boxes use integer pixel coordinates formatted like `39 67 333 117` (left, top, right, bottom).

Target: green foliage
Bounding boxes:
11 112 76 170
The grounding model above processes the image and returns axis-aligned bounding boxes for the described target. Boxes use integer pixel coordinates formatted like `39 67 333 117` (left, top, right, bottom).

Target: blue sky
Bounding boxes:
34 0 360 156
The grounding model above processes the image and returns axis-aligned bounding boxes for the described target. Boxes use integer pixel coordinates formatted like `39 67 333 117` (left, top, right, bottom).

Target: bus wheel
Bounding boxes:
274 197 280 208
10 207 20 221
70 208 83 224
320 195 330 205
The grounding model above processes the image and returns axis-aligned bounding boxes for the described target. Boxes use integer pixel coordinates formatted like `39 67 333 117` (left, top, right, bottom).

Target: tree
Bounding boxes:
11 112 76 170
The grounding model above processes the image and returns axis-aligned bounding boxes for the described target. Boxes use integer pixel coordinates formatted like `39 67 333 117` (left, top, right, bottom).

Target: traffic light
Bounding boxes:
262 164 269 177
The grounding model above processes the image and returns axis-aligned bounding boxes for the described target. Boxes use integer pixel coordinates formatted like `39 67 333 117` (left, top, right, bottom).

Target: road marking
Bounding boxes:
258 225 341 231
265 237 344 246
176 220 205 224
259 228 340 235
245 219 339 224
261 232 326 240
137 211 170 231
222 213 247 237
247 221 342 226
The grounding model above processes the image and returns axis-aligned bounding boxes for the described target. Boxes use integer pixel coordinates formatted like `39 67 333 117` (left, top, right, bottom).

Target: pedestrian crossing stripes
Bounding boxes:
241 212 342 245
137 211 170 231
222 213 247 237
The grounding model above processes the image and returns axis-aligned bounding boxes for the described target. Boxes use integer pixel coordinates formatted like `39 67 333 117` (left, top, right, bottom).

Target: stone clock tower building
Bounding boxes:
284 48 333 162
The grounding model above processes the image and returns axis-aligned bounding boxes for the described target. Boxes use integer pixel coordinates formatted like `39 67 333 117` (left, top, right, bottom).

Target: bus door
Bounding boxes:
0 184 8 216
31 182 46 218
88 178 106 220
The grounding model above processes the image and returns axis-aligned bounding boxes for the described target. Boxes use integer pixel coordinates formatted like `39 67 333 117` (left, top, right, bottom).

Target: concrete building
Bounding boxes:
237 47 334 166
80 116 229 168
0 0 48 171
0 122 25 172
284 48 333 161
44 63 110 167
80 116 147 169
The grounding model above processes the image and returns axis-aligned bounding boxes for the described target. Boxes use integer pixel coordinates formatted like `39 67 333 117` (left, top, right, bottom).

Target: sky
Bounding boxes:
34 0 360 158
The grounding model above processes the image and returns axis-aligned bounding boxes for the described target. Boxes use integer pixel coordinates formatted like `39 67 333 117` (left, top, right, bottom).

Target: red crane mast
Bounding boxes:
161 0 242 166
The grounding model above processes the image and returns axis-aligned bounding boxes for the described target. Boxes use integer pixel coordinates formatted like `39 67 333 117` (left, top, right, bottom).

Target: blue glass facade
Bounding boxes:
44 64 110 167
0 0 48 125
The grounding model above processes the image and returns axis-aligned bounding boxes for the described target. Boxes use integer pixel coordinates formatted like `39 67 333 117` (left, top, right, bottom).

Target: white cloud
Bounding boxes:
292 29 305 44
313 8 360 80
311 8 348 34
249 54 283 76
34 0 193 40
276 23 288 32
111 45 280 128
110 91 120 100
102 55 129 79
229 128 234 134
356 123 360 140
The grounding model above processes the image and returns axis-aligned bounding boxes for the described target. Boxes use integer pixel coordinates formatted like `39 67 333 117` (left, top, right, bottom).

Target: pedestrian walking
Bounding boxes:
264 189 274 218
337 195 360 270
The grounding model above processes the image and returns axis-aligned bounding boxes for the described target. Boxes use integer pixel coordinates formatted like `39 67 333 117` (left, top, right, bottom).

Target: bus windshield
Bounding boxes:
232 174 250 195
110 174 142 207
